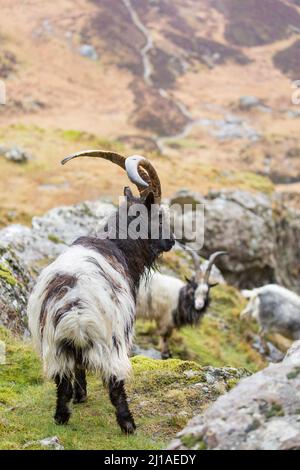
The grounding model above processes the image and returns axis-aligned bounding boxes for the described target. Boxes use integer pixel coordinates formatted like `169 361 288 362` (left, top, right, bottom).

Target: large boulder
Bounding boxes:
170 189 300 293
169 341 300 450
0 200 116 334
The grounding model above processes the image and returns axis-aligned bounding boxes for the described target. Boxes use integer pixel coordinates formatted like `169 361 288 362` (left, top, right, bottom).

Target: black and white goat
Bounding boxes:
27 150 174 434
136 249 226 358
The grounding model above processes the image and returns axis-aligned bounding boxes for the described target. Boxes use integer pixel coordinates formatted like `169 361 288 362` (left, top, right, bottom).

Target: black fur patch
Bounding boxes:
173 281 210 328
112 335 121 355
40 273 77 338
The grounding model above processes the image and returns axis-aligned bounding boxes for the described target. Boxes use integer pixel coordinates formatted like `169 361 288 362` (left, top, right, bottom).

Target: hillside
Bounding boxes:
0 0 300 225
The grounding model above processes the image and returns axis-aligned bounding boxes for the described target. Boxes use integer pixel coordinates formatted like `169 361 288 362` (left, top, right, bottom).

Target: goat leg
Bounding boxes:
159 328 173 360
108 376 136 434
73 364 87 404
54 374 73 424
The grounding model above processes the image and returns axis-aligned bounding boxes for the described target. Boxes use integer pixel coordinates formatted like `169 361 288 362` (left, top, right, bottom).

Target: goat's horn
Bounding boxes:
176 241 202 270
61 150 161 203
204 251 227 284
187 249 202 271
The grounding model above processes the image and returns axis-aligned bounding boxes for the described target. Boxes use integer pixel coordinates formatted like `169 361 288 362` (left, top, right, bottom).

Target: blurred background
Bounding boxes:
1 0 300 223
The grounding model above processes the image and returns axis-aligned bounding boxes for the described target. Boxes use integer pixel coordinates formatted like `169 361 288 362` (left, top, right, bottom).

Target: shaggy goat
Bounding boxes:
27 150 174 434
241 284 300 340
136 250 226 358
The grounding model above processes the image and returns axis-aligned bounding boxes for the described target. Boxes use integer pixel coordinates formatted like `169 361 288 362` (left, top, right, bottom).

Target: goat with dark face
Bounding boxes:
136 249 226 359
27 150 174 434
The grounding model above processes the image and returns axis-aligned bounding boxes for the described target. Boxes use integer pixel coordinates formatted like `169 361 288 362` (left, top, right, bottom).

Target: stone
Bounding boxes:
170 189 300 293
79 44 98 60
0 145 31 163
169 341 300 450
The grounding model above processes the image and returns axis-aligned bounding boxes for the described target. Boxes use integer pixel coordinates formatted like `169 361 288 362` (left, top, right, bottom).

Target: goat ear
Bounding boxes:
124 186 134 199
185 276 192 284
143 191 155 211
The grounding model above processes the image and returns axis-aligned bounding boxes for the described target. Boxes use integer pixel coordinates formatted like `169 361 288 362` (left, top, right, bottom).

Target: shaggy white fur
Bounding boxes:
28 245 135 382
241 284 300 339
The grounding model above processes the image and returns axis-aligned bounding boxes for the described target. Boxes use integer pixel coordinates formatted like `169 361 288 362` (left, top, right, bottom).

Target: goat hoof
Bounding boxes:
161 352 172 360
73 394 87 404
120 419 136 434
117 414 136 434
54 410 71 425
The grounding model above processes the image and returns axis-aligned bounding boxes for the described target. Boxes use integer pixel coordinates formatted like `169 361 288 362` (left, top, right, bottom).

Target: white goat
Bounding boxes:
241 284 300 340
136 250 226 358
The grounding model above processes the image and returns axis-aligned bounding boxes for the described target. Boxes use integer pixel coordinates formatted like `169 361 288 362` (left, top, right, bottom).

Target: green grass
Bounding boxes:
0 327 241 450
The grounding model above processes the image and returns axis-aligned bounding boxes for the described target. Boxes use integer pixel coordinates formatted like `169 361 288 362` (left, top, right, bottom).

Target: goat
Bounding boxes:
241 284 300 340
136 249 226 358
27 150 175 434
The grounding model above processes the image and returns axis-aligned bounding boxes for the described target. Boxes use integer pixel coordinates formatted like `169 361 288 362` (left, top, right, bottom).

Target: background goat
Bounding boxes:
136 249 226 358
241 284 300 340
27 150 174 434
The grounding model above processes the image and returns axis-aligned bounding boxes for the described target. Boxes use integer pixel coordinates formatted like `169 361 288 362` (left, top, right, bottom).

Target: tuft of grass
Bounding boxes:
0 327 42 405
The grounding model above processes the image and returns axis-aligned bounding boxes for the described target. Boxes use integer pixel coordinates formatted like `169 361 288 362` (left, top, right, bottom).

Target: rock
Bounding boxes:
239 96 270 113
213 117 260 141
239 95 261 109
286 109 300 118
0 145 31 163
79 44 98 60
170 189 300 293
0 200 116 333
168 341 300 450
131 344 162 360
24 436 64 450
0 244 33 335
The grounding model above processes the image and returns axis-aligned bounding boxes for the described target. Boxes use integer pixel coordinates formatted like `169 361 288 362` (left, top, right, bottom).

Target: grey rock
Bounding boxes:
0 145 31 163
287 109 300 118
131 344 162 360
0 243 32 335
24 436 64 450
79 44 98 60
0 200 116 333
169 341 300 450
170 189 300 293
239 96 262 110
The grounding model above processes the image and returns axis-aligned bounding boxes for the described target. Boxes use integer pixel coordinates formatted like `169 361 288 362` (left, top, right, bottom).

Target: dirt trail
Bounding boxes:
122 0 204 152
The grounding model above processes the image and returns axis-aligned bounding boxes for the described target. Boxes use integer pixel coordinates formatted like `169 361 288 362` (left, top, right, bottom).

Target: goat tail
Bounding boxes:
42 304 108 380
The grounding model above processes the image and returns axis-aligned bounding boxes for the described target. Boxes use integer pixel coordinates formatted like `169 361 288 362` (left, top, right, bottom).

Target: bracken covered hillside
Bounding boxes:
0 0 300 226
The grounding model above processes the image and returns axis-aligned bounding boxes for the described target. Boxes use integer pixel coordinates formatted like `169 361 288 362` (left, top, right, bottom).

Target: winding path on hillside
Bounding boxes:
122 0 204 152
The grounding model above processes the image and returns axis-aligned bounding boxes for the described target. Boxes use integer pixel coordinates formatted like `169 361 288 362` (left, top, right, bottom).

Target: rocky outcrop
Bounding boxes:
169 341 300 450
170 189 300 293
0 244 32 335
0 200 116 333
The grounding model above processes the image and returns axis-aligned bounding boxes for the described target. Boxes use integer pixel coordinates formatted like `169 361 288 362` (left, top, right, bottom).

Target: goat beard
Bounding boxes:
173 288 211 328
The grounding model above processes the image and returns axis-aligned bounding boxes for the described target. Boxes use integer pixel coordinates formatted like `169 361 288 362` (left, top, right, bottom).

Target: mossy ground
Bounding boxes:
0 327 240 450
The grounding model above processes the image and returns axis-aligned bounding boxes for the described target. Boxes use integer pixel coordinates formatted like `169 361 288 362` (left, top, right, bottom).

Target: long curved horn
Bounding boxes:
176 241 202 270
61 150 161 203
204 251 227 284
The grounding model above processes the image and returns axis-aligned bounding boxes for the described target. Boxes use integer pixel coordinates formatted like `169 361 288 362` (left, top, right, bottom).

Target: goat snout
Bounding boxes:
194 298 205 310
